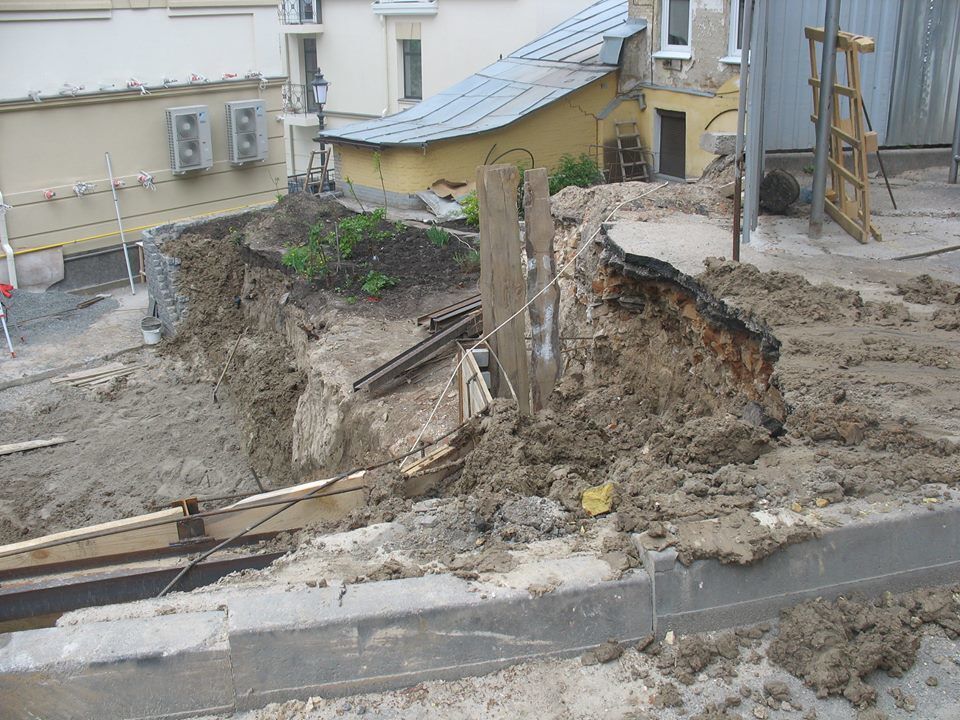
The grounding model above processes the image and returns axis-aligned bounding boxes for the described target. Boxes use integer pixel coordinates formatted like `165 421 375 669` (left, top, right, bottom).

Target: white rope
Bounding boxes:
400 182 668 467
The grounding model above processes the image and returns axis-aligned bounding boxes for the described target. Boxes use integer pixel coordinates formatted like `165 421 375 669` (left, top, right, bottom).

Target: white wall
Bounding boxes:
0 4 283 101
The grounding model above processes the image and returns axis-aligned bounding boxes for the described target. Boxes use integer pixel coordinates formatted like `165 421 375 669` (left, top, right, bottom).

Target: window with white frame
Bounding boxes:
401 39 422 100
725 0 746 62
657 0 692 59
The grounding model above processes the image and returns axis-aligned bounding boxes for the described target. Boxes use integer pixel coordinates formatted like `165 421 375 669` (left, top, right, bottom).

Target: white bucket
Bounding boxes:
140 317 162 345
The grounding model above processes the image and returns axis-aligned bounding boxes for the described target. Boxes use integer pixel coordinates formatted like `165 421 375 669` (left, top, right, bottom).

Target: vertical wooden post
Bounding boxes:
522 168 561 413
477 164 530 415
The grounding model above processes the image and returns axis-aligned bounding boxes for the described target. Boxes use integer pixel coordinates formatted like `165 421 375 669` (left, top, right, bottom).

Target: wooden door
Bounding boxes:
658 110 686 179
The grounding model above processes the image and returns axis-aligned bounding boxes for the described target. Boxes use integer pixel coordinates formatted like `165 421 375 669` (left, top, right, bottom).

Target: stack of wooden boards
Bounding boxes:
352 295 483 394
51 362 142 388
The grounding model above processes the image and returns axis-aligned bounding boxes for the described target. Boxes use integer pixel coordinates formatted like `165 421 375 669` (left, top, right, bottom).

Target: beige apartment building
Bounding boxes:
0 0 285 290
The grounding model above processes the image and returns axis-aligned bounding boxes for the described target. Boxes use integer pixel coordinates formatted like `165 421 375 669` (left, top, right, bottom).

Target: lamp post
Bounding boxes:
311 69 331 191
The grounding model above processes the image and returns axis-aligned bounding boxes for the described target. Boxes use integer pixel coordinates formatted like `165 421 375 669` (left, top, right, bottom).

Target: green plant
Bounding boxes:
282 244 327 278
373 151 388 209
345 176 366 214
361 270 396 297
548 154 604 195
427 226 451 247
453 247 481 272
461 191 479 228
283 208 393 280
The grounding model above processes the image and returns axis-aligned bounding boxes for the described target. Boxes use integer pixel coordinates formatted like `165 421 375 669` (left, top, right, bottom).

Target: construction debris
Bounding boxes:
0 436 70 457
50 362 142 388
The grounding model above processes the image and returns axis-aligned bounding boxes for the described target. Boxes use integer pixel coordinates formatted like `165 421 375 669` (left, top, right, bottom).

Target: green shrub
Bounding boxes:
548 154 604 195
427 226 451 247
283 209 393 279
453 247 481 272
460 191 479 228
361 270 397 297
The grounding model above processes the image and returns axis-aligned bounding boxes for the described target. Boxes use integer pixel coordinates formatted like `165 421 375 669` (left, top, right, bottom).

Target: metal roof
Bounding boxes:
319 0 642 148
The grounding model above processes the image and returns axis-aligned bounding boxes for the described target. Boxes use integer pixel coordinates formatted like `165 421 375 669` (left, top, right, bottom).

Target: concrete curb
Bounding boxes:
643 500 960 636
1 502 959 719
0 561 653 719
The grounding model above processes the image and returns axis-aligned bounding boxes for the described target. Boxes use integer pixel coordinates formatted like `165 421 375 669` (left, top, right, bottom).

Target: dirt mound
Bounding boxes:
697 259 867 325
769 587 960 707
164 231 304 484
896 274 960 305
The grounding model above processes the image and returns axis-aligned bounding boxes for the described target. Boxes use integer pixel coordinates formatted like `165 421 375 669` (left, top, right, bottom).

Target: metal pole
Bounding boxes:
950 78 960 184
105 152 137 295
809 0 841 238
732 0 755 262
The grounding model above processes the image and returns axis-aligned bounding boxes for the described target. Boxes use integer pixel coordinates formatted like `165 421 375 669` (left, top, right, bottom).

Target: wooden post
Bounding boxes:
477 164 530 415
522 168 561 412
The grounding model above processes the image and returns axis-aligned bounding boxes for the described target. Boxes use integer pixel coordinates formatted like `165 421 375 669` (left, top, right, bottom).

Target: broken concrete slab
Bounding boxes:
699 132 736 156
0 611 233 719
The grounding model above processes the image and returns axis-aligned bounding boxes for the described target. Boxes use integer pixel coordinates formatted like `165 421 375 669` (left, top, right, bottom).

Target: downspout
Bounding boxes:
950 74 959 184
382 16 391 114
732 0 754 262
0 191 17 288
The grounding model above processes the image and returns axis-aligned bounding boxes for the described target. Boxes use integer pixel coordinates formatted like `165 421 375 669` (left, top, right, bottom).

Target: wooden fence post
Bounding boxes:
523 168 561 412
477 164 530 415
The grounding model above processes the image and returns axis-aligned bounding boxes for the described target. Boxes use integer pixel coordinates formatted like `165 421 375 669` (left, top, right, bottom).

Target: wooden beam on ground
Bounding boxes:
522 168 561 413
401 431 475 498
0 508 185 573
203 471 367 538
477 164 530 415
352 312 481 393
0 436 70 457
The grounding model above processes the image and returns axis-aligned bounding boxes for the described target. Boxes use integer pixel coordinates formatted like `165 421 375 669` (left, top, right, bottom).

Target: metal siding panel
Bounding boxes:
763 0 901 151
886 0 960 145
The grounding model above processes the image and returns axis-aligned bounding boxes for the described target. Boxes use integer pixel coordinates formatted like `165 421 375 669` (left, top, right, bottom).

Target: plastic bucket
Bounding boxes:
140 317 162 345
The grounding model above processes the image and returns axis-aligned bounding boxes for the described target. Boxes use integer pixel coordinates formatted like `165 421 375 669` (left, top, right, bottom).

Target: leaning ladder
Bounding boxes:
615 121 650 182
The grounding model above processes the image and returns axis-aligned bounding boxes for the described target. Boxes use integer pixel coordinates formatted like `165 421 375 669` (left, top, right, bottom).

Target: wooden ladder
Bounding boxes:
806 26 882 243
615 121 650 182
304 149 330 194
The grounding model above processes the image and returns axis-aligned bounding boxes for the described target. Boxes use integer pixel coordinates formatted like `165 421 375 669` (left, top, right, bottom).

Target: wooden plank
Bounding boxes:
0 508 185 573
804 26 875 53
0 436 69 457
204 472 366 538
522 168 561 413
459 345 492 420
825 198 870 244
50 363 125 384
401 439 474 498
477 164 530 415
353 312 481 393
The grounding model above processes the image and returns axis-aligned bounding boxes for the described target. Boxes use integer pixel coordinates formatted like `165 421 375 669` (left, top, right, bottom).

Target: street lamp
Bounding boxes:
311 69 331 191
311 69 329 130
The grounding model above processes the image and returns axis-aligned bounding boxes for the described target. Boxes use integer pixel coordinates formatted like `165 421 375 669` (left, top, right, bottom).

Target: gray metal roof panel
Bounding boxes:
320 0 638 147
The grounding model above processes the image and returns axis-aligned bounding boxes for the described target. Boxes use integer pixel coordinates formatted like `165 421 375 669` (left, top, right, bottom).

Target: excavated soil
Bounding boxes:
769 587 960 708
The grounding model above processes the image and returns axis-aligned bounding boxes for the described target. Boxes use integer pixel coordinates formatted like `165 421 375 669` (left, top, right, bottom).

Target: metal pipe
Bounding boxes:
950 75 960 184
104 152 137 295
0 191 17 288
809 0 842 238
732 0 755 262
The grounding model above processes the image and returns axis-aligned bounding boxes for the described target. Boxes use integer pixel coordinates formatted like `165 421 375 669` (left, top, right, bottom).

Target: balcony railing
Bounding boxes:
279 0 321 24
282 82 319 115
371 0 438 16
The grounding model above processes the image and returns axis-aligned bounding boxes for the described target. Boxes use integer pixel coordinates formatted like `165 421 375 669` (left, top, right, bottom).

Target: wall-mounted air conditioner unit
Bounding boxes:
225 100 268 166
165 105 213 174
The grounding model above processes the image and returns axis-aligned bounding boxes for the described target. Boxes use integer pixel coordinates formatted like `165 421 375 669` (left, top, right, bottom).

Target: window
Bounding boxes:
303 37 319 112
402 39 422 100
724 0 746 63
655 0 692 60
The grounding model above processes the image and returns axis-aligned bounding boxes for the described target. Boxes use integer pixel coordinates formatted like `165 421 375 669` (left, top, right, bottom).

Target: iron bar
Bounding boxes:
809 0 842 238
732 0 755 261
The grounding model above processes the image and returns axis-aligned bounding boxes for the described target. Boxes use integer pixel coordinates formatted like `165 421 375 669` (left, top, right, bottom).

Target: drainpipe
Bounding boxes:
808 0 841 238
950 76 959 184
732 0 754 261
0 191 16 288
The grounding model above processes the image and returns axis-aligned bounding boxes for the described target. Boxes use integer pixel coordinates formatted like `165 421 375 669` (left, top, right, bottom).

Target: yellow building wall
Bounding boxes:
334 73 740 194
0 80 286 259
637 78 740 179
335 74 637 194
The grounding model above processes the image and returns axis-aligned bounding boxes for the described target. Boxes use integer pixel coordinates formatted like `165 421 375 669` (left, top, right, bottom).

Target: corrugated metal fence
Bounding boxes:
763 0 959 151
